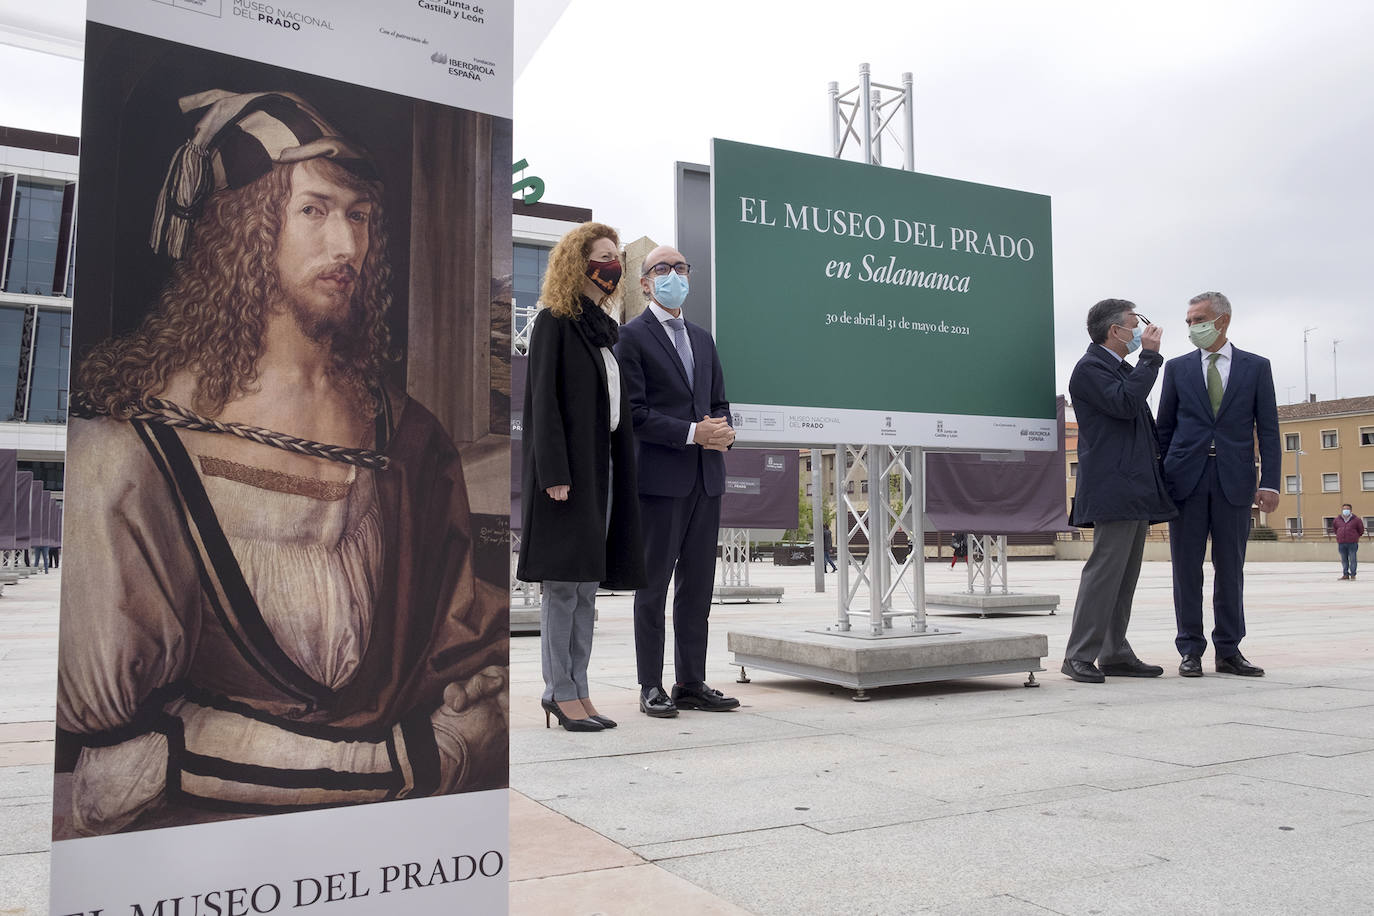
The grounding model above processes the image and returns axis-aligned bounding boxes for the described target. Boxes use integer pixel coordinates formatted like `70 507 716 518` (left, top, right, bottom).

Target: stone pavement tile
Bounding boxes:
927 894 1069 915
748 675 1084 731
847 743 1190 805
1261 706 1374 741
1215 685 1374 712
626 732 919 781
509 790 642 881
0 743 51 767
1094 721 1374 767
537 767 941 848
1013 843 1374 916
657 810 1161 916
0 851 48 916
511 863 753 916
1225 750 1374 798
512 709 829 766
0 766 53 804
0 723 51 743
862 711 1134 757
0 802 51 856
512 754 677 803
632 824 815 861
1048 696 1289 732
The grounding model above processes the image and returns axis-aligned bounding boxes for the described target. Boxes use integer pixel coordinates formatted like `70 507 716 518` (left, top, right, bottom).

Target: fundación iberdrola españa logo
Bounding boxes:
430 50 498 82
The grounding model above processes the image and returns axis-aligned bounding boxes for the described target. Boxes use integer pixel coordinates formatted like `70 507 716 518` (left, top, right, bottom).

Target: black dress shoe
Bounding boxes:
1060 659 1104 683
1178 655 1204 677
639 686 679 718
1216 653 1265 677
1100 659 1164 678
671 682 741 711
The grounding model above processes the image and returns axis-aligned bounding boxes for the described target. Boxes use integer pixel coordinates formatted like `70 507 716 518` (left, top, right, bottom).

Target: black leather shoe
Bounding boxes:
1100 659 1164 678
639 686 679 718
1178 655 1204 677
1216 653 1265 677
1060 659 1105 683
672 682 741 711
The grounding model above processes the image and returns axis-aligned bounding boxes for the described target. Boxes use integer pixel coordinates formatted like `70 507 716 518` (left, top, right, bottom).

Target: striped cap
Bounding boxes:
150 90 378 259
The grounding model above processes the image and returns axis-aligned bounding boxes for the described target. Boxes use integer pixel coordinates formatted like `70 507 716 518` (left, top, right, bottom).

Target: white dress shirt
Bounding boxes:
1199 339 1233 390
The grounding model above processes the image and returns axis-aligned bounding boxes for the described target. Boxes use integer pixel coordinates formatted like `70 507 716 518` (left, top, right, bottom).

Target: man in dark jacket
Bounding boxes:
1334 503 1364 581
1063 299 1177 683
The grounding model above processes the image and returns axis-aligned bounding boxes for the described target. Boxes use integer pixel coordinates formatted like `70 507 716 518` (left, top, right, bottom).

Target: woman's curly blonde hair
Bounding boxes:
539 221 621 318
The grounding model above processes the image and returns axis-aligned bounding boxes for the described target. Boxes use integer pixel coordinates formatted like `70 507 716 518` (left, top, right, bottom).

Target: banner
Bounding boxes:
720 448 800 529
0 450 15 549
14 470 31 550
51 2 512 913
926 396 1071 534
712 139 1056 450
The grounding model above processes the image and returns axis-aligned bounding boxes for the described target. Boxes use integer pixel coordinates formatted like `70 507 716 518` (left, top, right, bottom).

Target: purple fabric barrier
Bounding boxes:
510 353 526 536
30 481 45 548
0 450 16 550
14 471 32 547
720 448 800 530
925 396 1070 534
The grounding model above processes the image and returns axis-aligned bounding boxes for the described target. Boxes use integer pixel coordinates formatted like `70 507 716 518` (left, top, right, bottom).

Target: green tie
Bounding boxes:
1207 352 1223 415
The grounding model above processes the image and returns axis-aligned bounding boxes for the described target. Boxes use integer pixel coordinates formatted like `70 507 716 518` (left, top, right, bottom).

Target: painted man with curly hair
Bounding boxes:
55 90 507 838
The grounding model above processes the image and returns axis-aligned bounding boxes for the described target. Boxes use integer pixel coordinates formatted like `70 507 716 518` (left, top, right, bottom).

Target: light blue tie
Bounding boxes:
665 317 694 387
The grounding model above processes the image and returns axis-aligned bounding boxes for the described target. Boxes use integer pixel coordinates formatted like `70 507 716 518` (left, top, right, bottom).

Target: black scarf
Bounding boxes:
577 296 619 348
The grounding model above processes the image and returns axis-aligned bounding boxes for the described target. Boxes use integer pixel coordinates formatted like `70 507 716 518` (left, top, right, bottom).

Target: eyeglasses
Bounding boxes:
1131 313 1151 326
646 261 691 277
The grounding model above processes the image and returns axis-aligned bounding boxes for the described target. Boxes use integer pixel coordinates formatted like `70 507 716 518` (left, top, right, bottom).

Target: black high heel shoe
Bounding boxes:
541 698 603 732
588 714 617 729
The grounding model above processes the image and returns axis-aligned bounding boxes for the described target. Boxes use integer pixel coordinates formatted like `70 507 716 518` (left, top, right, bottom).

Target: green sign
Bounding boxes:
712 139 1056 450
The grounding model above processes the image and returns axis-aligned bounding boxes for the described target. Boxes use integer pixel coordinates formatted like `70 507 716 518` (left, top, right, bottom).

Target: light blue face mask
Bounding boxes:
1116 323 1143 353
653 273 689 310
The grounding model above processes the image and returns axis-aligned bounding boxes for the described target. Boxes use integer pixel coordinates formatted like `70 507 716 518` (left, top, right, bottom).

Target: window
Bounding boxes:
1069 461 1078 478
805 483 812 497
845 481 854 494
1363 471 1374 491
512 243 551 342
25 309 71 424
1285 432 1301 451
860 481 869 494
1361 427 1374 446
1324 517 1336 534
2 178 68 296
1321 429 1339 449
1285 475 1300 494
1286 517 1300 533
1322 473 1340 493
0 306 24 420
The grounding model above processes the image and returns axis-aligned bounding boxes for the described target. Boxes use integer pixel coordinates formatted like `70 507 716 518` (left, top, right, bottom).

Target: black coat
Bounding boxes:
515 306 646 589
1068 344 1177 527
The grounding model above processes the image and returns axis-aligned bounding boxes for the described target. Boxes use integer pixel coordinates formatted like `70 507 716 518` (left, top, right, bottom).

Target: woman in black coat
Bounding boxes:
516 222 645 732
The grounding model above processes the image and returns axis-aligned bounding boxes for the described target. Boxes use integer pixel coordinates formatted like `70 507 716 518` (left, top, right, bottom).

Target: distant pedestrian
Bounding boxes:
950 532 968 568
1334 503 1364 581
822 525 837 572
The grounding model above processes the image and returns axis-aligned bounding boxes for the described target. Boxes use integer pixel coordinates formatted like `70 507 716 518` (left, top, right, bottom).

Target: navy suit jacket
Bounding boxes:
614 309 731 498
1156 345 1280 507
1067 345 1175 526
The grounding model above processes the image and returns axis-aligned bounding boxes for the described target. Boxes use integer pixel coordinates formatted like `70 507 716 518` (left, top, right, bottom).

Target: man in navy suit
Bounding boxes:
1062 300 1176 683
1157 291 1280 678
614 244 738 717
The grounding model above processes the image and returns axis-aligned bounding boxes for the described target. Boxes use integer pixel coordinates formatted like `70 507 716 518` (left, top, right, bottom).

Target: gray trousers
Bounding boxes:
1065 519 1150 665
541 580 599 702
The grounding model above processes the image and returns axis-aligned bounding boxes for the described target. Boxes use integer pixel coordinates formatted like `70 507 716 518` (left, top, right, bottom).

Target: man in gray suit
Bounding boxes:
1063 299 1177 682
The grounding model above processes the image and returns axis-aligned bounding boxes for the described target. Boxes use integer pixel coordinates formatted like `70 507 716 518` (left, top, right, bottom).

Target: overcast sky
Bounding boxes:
4 0 1371 406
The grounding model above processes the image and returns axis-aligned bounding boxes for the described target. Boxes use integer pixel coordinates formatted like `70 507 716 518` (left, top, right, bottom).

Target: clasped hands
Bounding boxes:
693 414 735 452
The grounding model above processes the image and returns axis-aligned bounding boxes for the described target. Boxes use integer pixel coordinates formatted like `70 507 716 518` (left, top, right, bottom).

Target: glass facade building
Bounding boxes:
1 130 79 492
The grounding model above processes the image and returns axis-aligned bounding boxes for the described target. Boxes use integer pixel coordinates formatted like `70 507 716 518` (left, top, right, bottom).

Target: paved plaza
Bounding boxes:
4 557 1374 914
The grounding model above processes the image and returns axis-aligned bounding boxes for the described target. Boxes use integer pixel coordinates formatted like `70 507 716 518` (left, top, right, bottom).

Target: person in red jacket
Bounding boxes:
1334 503 1365 581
